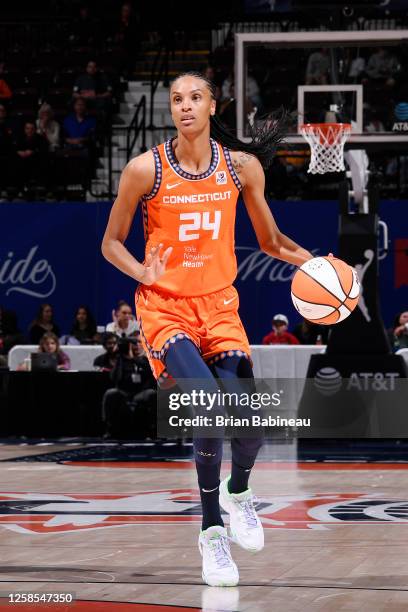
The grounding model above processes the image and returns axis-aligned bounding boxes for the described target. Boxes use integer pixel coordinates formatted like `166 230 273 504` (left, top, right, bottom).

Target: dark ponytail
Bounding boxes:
210 111 288 170
172 71 289 170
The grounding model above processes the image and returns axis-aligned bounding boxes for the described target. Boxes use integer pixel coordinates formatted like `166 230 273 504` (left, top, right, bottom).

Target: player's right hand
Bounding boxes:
141 243 173 285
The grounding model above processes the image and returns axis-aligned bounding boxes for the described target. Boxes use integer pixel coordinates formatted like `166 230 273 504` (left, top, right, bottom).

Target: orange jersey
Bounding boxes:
140 138 242 296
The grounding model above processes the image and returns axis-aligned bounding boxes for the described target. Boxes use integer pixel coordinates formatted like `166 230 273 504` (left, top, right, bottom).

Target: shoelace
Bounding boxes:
238 495 260 529
209 534 234 569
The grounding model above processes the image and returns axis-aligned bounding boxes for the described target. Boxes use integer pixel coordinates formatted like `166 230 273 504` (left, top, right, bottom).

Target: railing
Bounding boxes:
91 96 147 200
148 43 170 129
126 95 147 159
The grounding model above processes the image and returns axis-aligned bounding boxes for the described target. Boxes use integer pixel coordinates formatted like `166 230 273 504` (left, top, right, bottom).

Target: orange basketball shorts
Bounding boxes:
135 285 251 382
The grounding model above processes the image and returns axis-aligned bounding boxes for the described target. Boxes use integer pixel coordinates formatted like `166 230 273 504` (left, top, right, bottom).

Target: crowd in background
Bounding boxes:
0 1 140 198
1 303 407 371
0 300 156 439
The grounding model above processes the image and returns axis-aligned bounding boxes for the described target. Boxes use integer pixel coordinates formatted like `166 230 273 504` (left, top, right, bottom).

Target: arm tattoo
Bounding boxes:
231 152 252 175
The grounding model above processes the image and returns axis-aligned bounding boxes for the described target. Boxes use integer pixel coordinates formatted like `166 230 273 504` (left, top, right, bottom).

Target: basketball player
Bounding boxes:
102 72 313 586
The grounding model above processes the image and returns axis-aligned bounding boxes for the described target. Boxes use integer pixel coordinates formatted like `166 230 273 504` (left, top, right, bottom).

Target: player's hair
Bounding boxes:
171 71 289 170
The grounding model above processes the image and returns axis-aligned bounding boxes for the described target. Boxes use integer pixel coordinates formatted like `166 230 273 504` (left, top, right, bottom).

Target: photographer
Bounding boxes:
389 310 408 351
101 332 156 439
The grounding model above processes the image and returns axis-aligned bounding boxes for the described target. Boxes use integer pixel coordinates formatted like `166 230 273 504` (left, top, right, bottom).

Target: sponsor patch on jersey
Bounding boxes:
216 171 227 185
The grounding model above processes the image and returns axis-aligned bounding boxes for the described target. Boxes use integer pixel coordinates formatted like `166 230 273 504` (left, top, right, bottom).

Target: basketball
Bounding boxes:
291 256 360 325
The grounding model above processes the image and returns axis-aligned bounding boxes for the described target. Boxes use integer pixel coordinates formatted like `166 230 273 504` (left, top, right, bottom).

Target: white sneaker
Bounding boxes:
219 476 264 552
198 525 239 587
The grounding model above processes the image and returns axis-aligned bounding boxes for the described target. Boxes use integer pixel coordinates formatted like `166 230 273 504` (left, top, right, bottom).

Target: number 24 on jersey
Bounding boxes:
179 210 221 242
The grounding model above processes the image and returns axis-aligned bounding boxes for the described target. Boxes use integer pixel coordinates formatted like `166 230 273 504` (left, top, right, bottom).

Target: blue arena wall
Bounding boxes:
1 200 407 343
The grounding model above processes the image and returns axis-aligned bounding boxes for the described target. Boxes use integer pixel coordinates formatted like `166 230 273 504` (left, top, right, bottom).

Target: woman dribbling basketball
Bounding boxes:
102 72 314 586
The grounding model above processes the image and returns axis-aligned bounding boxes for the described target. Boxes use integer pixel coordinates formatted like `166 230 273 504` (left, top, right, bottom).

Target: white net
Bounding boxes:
300 123 351 174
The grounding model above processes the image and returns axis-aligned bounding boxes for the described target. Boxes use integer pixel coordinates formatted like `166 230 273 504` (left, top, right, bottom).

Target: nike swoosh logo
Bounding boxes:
166 181 183 190
223 297 236 305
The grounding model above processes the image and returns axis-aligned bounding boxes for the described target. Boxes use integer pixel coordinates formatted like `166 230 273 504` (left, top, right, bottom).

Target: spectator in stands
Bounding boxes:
0 305 24 367
217 80 236 132
18 332 71 371
113 2 141 77
106 300 139 338
63 97 96 150
388 310 408 351
364 109 385 133
305 48 330 85
36 103 60 151
365 47 400 88
14 121 48 192
73 60 113 115
94 332 118 372
101 333 156 439
293 318 329 345
29 303 60 344
221 70 262 113
348 54 366 83
0 61 12 104
70 305 97 344
69 4 97 46
262 314 300 345
202 64 222 107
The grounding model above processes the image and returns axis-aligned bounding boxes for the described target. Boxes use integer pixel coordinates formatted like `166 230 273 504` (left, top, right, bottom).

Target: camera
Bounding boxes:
117 336 137 355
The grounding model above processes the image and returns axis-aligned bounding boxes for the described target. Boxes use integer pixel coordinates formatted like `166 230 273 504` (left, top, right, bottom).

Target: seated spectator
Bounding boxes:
262 314 300 345
63 97 96 150
388 310 408 351
93 332 118 371
73 60 112 115
106 300 138 338
70 305 97 344
293 318 329 345
0 305 24 367
29 303 60 344
101 333 156 439
36 103 60 151
0 61 12 103
13 121 48 192
305 48 329 85
365 47 400 88
18 332 70 371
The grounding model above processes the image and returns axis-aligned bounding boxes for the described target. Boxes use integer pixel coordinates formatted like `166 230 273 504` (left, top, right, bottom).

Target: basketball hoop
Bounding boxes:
300 123 352 174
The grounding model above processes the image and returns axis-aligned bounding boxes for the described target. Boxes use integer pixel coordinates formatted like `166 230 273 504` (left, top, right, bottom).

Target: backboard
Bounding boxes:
235 29 408 150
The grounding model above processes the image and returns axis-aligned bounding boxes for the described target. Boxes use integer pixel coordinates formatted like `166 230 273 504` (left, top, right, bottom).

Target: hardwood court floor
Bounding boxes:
1 444 408 611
